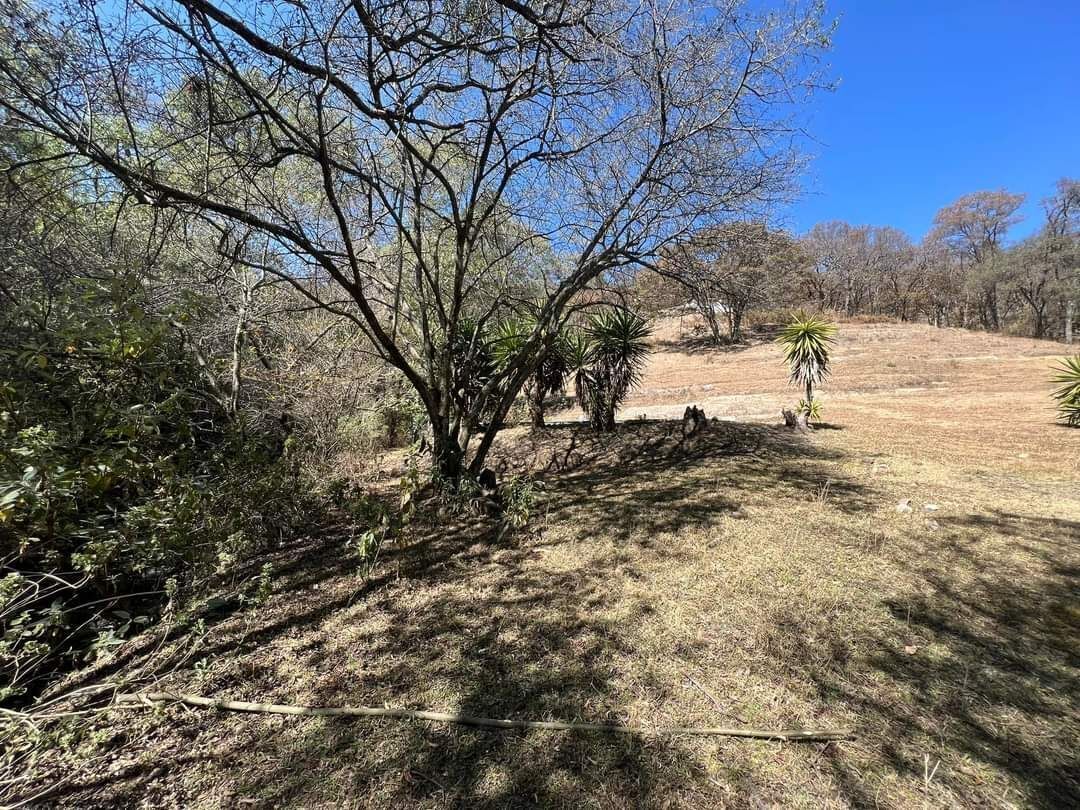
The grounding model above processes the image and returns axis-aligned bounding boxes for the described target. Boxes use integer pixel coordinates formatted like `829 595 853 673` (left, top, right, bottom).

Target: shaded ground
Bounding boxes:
11 319 1080 809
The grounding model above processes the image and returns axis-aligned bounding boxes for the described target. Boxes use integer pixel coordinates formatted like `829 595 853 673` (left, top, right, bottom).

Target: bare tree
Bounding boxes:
662 222 799 343
930 190 1025 332
798 222 918 318
913 239 959 327
1004 237 1058 338
874 229 930 322
801 221 870 315
0 0 832 483
1042 178 1079 343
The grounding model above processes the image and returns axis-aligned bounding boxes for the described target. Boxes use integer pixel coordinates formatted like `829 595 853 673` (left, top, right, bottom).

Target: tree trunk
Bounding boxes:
729 306 743 343
430 414 464 485
228 300 247 417
1067 300 1075 345
587 406 604 431
527 389 545 429
782 407 809 431
700 300 722 345
986 286 1000 332
602 401 617 432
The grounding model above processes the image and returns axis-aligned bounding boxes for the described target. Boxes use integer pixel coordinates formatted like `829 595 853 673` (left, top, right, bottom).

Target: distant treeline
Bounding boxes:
635 182 1079 344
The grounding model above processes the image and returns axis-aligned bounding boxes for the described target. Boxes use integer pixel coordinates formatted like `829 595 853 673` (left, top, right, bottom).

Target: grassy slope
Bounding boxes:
25 319 1080 809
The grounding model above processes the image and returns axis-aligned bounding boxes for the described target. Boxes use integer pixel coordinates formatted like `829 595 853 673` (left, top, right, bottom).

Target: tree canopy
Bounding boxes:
0 0 833 482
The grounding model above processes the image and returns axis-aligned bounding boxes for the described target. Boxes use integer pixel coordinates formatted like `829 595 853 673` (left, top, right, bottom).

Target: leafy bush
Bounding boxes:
0 281 314 704
336 387 426 453
499 475 542 530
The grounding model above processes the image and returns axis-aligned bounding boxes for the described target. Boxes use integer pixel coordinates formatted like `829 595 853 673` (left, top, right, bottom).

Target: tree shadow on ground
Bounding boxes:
650 335 758 356
501 420 875 545
650 322 783 357
762 510 1080 808
41 521 702 807
43 421 859 807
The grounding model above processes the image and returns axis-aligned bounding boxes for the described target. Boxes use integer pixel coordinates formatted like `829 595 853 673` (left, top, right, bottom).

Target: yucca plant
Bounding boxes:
1051 355 1080 426
580 307 652 431
777 312 837 421
490 316 571 428
798 398 823 423
451 317 497 418
561 329 597 419
489 316 528 369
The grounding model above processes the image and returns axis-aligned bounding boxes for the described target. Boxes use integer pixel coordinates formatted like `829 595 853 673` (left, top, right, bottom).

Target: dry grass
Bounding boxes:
17 318 1080 809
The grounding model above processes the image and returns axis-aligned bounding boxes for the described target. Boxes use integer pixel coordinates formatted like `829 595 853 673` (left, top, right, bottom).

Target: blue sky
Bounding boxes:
785 1 1079 242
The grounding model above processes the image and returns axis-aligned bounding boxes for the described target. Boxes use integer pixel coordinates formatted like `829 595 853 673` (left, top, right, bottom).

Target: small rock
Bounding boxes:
923 503 940 512
903 645 918 655
896 498 912 513
926 519 940 531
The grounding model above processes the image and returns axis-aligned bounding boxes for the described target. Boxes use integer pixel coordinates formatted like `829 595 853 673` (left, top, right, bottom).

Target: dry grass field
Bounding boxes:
25 318 1079 809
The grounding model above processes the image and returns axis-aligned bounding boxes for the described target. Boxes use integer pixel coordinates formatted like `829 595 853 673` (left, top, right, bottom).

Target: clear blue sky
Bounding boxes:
786 1 1080 242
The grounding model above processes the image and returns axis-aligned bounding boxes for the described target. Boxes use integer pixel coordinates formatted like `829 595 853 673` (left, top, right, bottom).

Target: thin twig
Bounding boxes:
116 692 854 742
685 673 747 723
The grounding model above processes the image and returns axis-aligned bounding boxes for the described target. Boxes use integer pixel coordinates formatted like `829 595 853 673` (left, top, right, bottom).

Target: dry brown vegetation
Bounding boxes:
22 318 1079 809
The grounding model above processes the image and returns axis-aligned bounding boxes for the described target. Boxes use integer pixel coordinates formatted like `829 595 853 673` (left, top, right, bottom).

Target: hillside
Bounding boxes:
583 317 1076 479
21 320 1080 809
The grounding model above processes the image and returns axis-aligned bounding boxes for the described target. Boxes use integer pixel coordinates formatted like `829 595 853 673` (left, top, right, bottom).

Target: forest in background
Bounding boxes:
634 182 1079 345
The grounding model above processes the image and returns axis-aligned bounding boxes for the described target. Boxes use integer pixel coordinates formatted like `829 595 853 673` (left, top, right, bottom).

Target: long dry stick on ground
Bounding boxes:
117 692 854 742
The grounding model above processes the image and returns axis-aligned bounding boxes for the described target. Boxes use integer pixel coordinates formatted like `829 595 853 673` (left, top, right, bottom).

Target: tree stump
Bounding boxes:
782 408 810 431
475 467 502 517
682 405 708 437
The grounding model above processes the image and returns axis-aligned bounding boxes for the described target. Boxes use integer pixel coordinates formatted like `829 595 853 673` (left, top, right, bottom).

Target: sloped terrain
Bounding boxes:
19 320 1080 809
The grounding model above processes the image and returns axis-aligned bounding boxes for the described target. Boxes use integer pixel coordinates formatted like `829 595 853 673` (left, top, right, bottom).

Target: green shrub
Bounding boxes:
499 475 542 530
337 388 425 452
0 281 314 704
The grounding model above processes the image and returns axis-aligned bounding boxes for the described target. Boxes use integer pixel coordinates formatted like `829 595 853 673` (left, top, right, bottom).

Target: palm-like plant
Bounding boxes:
451 317 496 417
489 307 651 432
1051 355 1080 426
489 316 528 368
561 329 596 419
581 308 652 431
777 312 837 419
490 316 570 428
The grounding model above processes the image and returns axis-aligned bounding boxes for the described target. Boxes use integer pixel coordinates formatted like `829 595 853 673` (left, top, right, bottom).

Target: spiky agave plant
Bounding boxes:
583 308 653 431
562 328 597 420
777 312 837 420
490 316 570 428
451 317 496 417
1051 355 1080 426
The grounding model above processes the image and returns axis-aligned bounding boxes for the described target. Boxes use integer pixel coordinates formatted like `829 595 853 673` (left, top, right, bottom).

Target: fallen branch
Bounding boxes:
116 692 854 742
